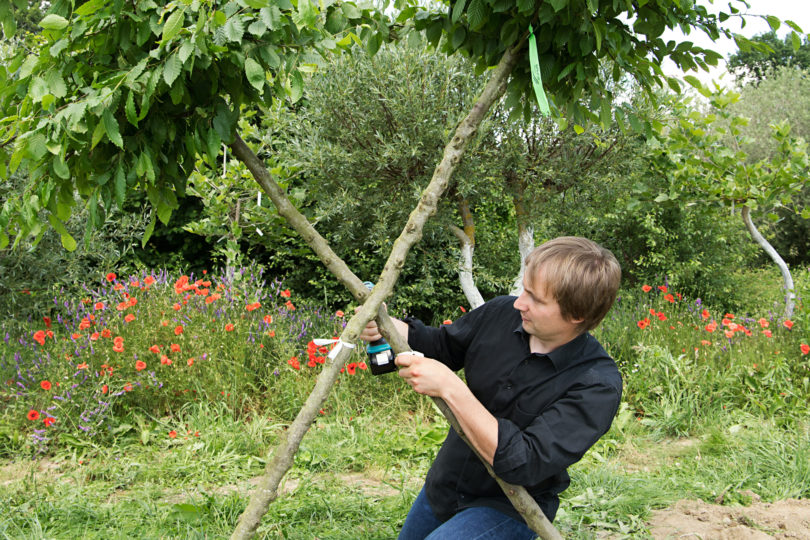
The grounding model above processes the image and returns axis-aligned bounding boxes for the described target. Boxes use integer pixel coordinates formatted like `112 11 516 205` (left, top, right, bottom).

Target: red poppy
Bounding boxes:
641 285 652 293
173 303 181 311
284 301 296 311
663 294 675 303
43 417 55 427
94 302 104 311
174 325 184 336
27 410 40 421
161 355 172 366
307 358 317 367
347 362 357 375
288 356 300 370
128 297 138 307
101 329 112 338
705 321 717 333
763 330 773 338
459 306 467 313
263 314 273 324
443 319 453 325
187 358 194 366
246 302 261 312
637 319 650 330
701 309 710 320
40 380 51 390
102 384 109 394
123 383 133 392
33 330 46 346
335 310 344 318
783 320 794 329
149 345 160 354
657 312 667 321
700 340 711 346
280 289 291 298
77 363 88 370
168 430 177 439
144 276 155 286
358 361 368 370
267 330 275 337
225 323 234 332
801 344 810 355
135 360 147 371
758 318 769 328
43 316 52 328
113 343 124 353
657 285 667 293
106 272 117 282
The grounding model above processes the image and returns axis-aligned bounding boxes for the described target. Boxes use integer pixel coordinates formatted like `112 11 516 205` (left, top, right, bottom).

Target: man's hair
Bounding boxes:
524 236 621 333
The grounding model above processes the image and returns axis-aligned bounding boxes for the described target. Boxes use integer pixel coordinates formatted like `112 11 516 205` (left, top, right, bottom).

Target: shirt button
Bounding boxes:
505 384 512 390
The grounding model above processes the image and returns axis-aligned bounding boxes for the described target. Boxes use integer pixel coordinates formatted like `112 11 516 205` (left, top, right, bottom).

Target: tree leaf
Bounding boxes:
142 212 156 249
53 154 70 179
451 26 466 50
163 53 182 86
297 0 318 28
260 6 282 29
765 15 780 32
125 91 139 127
102 109 124 148
115 163 126 209
451 0 467 23
162 9 185 43
466 0 486 30
39 14 69 30
288 69 303 103
60 232 77 251
75 0 105 16
245 57 265 90
548 0 567 12
366 32 382 56
224 16 245 42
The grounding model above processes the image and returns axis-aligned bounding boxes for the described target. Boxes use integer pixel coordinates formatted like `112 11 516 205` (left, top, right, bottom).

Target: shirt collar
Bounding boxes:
513 323 591 370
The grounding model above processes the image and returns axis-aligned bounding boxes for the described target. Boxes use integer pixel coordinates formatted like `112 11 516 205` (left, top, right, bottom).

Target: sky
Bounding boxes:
661 0 810 85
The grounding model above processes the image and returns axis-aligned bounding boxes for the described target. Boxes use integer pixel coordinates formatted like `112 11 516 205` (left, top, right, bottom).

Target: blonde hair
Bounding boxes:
524 236 621 332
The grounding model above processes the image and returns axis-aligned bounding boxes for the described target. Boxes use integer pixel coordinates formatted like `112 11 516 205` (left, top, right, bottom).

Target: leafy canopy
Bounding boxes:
0 0 390 250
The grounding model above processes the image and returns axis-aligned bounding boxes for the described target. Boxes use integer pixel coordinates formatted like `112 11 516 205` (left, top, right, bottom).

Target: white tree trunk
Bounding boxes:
510 224 534 296
741 206 795 319
450 225 485 309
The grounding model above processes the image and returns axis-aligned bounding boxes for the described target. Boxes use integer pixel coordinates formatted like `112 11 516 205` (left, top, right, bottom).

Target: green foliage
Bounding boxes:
0 0 390 250
410 0 737 125
595 279 810 437
728 30 810 84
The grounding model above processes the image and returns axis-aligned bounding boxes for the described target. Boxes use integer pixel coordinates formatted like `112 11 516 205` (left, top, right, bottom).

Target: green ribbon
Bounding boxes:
528 24 551 116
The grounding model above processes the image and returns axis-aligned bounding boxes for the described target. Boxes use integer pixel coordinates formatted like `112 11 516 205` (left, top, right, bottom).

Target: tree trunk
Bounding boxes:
450 198 485 309
741 206 795 319
510 196 534 296
229 44 561 540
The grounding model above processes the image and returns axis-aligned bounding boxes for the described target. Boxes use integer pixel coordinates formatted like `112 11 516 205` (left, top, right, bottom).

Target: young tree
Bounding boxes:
728 30 810 83
653 88 808 318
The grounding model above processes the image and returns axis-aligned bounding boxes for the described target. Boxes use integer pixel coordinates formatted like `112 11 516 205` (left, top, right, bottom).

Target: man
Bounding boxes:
361 236 623 539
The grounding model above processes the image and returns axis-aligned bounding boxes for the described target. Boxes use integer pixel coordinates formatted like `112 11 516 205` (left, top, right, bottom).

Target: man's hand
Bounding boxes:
355 306 409 343
395 353 457 397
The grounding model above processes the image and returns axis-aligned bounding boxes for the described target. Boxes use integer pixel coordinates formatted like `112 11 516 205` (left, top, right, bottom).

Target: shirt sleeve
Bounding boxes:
404 299 499 371
492 367 622 486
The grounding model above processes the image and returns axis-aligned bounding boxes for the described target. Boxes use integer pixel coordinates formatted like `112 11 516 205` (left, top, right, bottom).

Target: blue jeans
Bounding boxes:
398 487 537 540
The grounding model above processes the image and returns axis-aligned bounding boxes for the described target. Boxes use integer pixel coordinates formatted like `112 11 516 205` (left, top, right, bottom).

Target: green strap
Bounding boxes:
528 24 551 116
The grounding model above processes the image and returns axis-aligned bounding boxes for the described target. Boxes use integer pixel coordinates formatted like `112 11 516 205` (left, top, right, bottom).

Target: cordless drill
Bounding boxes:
363 281 397 375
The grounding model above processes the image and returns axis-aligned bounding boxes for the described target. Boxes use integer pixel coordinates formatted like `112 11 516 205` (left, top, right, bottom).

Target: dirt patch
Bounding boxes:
0 458 66 486
648 497 810 539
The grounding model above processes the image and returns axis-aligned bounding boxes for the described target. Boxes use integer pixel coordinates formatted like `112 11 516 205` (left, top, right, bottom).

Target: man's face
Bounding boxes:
512 270 582 346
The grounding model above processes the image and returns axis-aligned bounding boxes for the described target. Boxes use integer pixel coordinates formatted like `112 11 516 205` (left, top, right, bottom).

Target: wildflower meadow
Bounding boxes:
1 266 809 538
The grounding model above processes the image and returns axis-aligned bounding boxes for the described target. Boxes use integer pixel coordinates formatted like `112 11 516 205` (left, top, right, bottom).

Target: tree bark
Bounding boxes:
510 196 535 296
450 198 485 309
741 206 795 319
229 43 562 540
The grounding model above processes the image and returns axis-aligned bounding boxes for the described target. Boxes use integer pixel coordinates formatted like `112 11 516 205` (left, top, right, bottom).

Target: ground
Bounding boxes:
647 497 810 539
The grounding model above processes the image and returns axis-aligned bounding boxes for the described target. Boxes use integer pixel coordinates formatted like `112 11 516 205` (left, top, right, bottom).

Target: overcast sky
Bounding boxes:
661 0 810 84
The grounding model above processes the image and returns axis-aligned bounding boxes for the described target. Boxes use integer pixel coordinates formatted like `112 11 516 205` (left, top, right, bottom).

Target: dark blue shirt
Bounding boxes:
405 295 622 524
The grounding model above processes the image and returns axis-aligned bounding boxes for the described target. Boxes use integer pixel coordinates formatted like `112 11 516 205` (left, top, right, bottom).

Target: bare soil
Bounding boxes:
648 497 810 539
